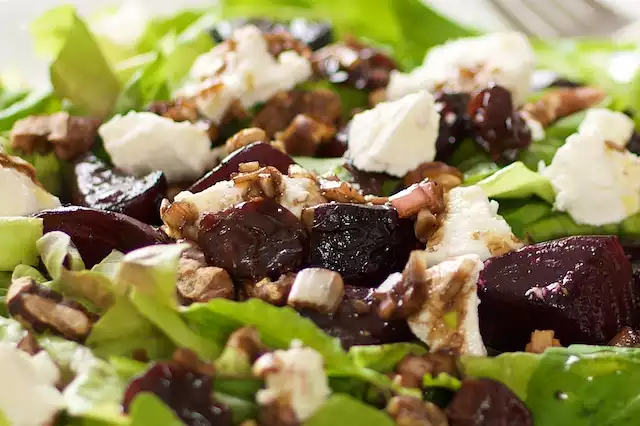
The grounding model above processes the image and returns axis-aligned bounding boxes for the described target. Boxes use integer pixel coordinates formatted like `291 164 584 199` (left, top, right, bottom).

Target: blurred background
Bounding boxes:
1 0 640 87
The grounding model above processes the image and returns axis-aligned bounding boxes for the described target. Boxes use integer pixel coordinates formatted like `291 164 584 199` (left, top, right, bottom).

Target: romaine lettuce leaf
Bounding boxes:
0 88 61 132
349 342 426 372
128 394 182 426
0 217 43 272
305 394 395 426
477 161 555 204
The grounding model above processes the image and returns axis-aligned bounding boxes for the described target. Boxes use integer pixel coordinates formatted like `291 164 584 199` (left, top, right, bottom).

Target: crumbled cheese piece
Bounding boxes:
521 111 545 142
541 130 640 226
426 186 522 265
346 90 440 177
0 343 65 426
174 181 245 217
179 25 312 123
578 108 635 149
254 340 330 421
0 164 60 216
408 255 487 356
99 111 215 183
387 32 535 105
279 175 326 218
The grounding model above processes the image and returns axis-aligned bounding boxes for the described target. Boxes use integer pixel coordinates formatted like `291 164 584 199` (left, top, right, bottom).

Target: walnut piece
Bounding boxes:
264 31 312 59
525 330 562 353
521 86 605 127
387 396 449 426
276 114 335 156
177 254 234 305
244 274 296 306
7 277 96 342
226 127 268 153
224 326 268 363
404 162 463 191
394 351 459 389
318 178 366 204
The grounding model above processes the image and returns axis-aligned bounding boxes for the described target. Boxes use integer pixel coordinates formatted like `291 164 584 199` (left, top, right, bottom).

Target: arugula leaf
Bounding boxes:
305 394 395 426
349 343 426 372
0 217 43 272
477 161 555 204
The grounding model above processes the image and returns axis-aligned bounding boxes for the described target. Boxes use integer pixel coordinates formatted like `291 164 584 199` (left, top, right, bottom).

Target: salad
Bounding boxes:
2 0 640 425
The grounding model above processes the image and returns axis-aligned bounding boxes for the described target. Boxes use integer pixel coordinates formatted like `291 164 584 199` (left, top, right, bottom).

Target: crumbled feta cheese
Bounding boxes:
179 25 312 123
346 90 440 177
0 343 65 426
174 181 245 217
408 255 487 356
99 111 215 183
254 341 330 421
521 111 545 142
0 164 60 216
387 32 535 105
541 130 640 226
578 108 635 149
426 186 522 264
279 175 326 218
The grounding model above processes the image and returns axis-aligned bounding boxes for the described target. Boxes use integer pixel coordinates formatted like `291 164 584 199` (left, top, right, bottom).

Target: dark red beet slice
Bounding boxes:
300 285 413 348
189 143 295 194
35 206 170 268
342 161 402 196
434 92 471 162
198 198 307 282
478 235 637 351
307 203 418 287
446 379 532 426
123 362 231 426
65 153 167 225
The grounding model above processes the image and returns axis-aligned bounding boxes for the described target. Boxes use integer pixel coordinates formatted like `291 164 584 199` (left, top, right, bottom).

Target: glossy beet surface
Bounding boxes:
342 162 402 196
447 379 532 426
198 198 307 282
307 203 418 287
434 92 471 162
189 143 295 194
123 362 231 426
468 85 532 163
65 153 167 225
301 285 413 348
478 236 637 351
211 18 333 50
35 207 170 268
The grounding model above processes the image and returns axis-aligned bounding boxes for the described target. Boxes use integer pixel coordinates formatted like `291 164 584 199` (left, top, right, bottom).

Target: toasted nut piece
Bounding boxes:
177 256 234 305
287 268 345 314
390 180 445 218
172 347 216 377
226 128 268 153
521 86 606 127
404 162 463 191
7 277 96 342
239 161 261 173
525 330 562 353
147 99 199 122
414 209 439 243
371 251 429 320
245 274 296 306
225 326 268 363
387 396 449 426
318 178 366 204
394 351 459 389
276 114 336 156
264 31 312 58
160 199 199 235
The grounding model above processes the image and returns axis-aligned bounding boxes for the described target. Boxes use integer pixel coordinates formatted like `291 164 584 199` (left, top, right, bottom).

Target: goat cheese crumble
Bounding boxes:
578 108 635 149
0 159 61 216
346 90 440 177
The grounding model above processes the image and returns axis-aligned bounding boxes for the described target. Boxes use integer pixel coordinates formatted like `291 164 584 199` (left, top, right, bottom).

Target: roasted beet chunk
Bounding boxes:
447 379 532 426
189 143 295 194
35 206 170 268
468 85 532 163
65 153 167 225
123 360 231 426
306 203 418 286
434 92 471 162
300 285 413 348
341 161 402 196
478 236 637 351
198 198 307 282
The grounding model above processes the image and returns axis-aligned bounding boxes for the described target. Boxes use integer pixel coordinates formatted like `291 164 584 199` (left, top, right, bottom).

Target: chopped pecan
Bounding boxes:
390 180 445 218
233 165 284 200
371 251 429 320
276 114 336 156
521 86 606 127
226 128 269 153
608 327 640 347
287 268 345 314
160 199 199 239
225 326 268 363
148 99 199 122
394 351 459 389
177 252 234 305
7 277 96 342
387 396 449 426
404 162 463 191
264 30 312 58
414 209 439 243
244 274 296 306
318 178 366 203
525 330 562 353
172 347 216 377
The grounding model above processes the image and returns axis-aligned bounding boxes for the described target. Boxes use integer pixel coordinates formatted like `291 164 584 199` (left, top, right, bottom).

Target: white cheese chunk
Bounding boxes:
408 255 487 356
346 90 440 177
541 130 640 226
0 165 60 216
578 108 635 149
174 181 245 217
387 32 535 105
426 186 522 265
522 111 545 142
279 175 326 219
99 111 215 183
179 25 312 123
254 340 330 421
0 343 65 426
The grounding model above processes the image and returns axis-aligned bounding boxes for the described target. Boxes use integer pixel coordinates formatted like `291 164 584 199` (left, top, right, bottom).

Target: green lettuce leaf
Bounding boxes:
524 212 619 243
305 394 395 426
349 343 426 372
0 88 61 132
129 394 182 426
0 316 27 344
0 273 10 316
0 217 43 271
294 157 346 175
114 52 170 114
477 161 555 204
31 6 120 116
497 200 553 240
215 392 259 424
